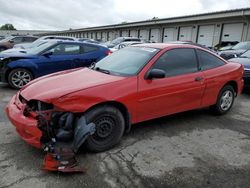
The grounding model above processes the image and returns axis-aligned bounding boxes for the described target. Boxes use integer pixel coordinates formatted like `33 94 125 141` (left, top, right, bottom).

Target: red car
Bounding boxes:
6 43 244 152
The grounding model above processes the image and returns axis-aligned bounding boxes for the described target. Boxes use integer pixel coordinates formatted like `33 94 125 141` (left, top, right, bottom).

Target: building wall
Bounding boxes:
39 9 250 48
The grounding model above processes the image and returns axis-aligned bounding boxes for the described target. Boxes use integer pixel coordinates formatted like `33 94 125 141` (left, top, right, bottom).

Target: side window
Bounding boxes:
197 49 225 70
12 37 23 43
83 45 99 53
47 44 81 55
152 48 198 77
23 37 37 42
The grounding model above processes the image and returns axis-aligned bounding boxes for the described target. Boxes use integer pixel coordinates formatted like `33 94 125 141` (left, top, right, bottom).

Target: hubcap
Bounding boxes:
95 116 114 139
11 71 32 88
220 90 233 111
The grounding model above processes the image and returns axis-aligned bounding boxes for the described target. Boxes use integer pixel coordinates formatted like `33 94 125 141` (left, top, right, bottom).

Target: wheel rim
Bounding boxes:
93 116 115 141
220 90 233 111
11 70 32 88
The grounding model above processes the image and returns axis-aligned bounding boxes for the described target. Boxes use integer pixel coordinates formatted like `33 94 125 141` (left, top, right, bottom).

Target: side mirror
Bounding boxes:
145 69 166 79
42 51 53 57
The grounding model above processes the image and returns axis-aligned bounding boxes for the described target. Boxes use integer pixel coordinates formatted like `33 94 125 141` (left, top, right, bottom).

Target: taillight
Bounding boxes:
105 50 112 55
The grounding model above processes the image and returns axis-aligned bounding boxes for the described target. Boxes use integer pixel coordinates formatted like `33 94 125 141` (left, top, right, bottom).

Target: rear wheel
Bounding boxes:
85 105 125 152
8 68 33 89
210 85 235 115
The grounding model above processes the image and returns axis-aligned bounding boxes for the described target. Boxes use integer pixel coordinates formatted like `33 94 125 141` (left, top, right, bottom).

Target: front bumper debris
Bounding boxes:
6 93 96 173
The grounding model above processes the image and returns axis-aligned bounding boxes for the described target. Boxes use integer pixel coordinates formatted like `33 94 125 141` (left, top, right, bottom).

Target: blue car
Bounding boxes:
229 49 250 89
0 40 111 89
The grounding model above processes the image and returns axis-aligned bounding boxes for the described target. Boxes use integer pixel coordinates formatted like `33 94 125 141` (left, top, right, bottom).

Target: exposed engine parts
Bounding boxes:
36 111 96 173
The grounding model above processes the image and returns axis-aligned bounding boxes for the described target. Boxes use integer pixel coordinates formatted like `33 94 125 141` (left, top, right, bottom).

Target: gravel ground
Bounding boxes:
0 83 250 188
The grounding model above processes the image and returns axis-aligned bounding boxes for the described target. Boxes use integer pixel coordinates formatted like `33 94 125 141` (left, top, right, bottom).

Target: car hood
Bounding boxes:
0 51 34 59
219 49 246 55
14 43 31 49
20 68 127 102
229 57 250 69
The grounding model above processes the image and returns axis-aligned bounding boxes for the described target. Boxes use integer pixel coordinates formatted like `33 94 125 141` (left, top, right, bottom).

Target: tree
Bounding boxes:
0 24 16 30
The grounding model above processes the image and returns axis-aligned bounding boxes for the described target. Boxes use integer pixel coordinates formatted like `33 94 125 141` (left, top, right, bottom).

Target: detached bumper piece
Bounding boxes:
39 112 96 173
43 148 85 173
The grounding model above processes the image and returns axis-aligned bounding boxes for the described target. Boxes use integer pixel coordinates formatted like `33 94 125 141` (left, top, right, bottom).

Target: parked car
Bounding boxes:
229 49 250 89
105 37 141 48
218 41 250 60
214 41 239 51
110 41 143 52
0 40 111 89
14 35 77 49
5 43 243 152
0 36 38 52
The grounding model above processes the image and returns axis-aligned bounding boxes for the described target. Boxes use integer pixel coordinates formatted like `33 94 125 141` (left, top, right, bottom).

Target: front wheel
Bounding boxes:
8 68 33 89
210 85 235 115
84 105 125 152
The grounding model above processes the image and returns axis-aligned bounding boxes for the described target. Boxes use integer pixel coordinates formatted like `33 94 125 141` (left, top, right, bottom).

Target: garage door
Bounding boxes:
130 30 138 37
108 31 114 41
121 30 129 37
102 32 107 41
197 25 215 47
221 23 244 42
179 26 192 41
97 32 101 40
163 28 175 42
150 28 161 42
139 29 149 40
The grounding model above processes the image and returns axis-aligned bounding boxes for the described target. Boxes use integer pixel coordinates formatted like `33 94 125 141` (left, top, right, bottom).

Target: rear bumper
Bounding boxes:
5 95 42 148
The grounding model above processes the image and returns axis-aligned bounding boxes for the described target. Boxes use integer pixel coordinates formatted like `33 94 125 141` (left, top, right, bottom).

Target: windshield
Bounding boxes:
26 41 57 55
232 42 250 50
111 38 124 45
94 47 159 76
28 40 48 49
241 50 250 58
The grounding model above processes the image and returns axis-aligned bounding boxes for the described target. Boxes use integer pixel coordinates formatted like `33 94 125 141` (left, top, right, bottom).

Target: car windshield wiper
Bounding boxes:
95 67 110 74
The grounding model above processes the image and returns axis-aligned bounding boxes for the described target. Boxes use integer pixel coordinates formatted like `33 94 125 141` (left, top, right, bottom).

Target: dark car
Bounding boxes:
0 40 111 89
0 36 38 52
218 41 250 60
214 41 239 51
229 49 250 89
105 37 141 48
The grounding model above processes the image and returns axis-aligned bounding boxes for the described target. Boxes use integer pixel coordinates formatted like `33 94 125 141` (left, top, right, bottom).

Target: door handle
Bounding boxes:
194 77 203 81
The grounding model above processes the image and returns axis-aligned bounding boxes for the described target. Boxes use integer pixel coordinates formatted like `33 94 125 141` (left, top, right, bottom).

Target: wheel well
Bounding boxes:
85 101 131 134
5 67 34 82
225 81 238 95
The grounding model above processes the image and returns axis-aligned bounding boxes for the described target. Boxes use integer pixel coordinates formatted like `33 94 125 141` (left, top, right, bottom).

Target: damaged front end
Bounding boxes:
13 95 96 173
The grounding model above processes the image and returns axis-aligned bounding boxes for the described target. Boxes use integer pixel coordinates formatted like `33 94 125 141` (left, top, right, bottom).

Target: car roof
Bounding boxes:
54 40 108 48
132 43 197 49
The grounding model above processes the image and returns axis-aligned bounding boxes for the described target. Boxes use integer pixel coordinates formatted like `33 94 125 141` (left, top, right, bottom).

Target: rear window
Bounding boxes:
197 49 225 70
83 45 99 53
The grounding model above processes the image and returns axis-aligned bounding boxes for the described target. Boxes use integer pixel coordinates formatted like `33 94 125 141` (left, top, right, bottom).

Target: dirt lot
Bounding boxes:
0 83 250 188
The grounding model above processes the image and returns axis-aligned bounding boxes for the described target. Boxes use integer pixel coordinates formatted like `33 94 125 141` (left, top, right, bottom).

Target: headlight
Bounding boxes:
26 100 54 111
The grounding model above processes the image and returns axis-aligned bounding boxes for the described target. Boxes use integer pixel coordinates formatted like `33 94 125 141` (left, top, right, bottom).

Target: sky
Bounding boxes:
0 0 249 31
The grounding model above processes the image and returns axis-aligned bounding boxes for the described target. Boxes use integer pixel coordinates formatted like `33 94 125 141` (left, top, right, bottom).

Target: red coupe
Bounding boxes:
6 43 244 152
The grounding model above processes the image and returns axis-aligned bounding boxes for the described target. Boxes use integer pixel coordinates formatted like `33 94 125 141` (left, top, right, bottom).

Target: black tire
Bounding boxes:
8 68 33 89
84 105 125 152
210 85 235 115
